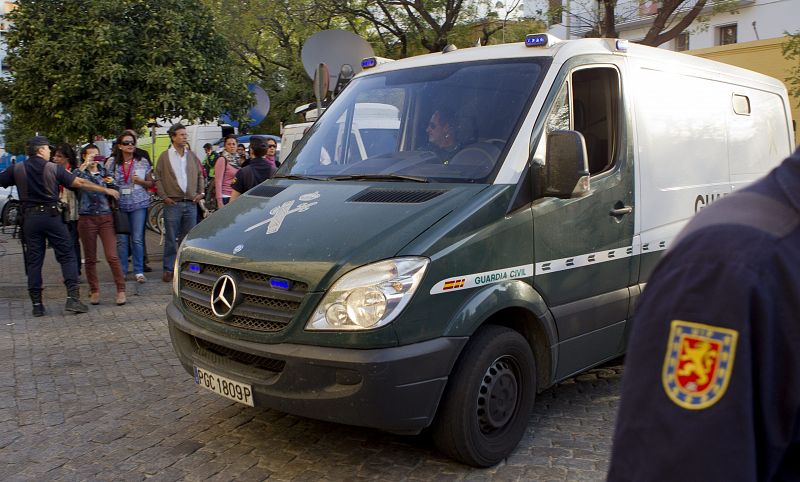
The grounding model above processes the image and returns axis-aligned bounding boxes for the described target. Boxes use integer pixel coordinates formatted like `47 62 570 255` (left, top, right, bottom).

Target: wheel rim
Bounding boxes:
7 206 18 225
476 356 519 435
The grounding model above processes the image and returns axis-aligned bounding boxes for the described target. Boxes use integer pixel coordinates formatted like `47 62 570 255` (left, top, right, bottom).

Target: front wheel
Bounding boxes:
432 325 536 467
2 200 19 228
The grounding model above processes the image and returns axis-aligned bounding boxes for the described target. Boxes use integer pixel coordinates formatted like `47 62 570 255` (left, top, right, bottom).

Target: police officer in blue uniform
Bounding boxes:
0 136 120 316
229 138 277 203
608 147 800 481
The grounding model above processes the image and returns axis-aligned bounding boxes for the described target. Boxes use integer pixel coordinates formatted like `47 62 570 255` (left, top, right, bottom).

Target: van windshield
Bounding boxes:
281 59 548 183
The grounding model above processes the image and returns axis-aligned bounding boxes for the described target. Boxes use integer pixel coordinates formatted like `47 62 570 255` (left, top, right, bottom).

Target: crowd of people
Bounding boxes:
0 124 279 316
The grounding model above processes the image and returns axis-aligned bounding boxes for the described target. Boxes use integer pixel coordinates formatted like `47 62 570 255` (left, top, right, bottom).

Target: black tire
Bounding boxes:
432 325 536 467
2 200 19 227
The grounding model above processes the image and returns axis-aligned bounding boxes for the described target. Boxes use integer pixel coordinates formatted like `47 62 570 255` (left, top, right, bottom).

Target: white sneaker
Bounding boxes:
135 273 146 283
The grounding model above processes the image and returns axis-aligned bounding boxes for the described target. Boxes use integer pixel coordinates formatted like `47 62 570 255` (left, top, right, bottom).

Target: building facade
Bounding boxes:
525 0 798 51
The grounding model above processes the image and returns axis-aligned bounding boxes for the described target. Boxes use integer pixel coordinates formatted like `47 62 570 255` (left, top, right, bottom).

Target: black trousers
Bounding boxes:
66 220 81 275
24 212 79 294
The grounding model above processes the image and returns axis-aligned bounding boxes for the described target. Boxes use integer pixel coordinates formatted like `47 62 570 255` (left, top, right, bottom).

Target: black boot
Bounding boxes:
65 287 88 314
30 291 45 317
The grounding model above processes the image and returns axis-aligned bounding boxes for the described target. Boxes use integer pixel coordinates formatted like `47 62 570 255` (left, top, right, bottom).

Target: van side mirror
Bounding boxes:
544 130 590 198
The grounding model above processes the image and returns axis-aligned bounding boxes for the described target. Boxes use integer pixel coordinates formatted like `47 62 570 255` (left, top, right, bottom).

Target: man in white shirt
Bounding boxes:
155 123 204 282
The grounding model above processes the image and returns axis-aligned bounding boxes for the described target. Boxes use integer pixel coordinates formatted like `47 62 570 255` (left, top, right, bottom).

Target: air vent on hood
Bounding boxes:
248 185 287 198
347 189 447 204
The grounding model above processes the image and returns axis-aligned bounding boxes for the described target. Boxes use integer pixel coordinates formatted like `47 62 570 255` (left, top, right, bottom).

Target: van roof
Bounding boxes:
357 37 785 92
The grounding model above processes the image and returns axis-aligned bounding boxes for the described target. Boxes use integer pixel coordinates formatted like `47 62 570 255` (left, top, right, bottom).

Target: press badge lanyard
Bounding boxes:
121 159 134 195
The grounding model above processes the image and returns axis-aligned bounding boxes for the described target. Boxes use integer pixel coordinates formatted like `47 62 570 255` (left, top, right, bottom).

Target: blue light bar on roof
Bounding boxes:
525 33 560 48
361 57 377 69
525 34 548 47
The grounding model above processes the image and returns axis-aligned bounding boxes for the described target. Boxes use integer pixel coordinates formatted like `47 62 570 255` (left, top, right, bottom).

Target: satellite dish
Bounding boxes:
301 30 375 92
220 83 271 128
313 63 330 113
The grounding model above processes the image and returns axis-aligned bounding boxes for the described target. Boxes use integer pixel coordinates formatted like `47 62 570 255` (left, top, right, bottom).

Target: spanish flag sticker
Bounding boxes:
662 320 738 410
442 278 465 290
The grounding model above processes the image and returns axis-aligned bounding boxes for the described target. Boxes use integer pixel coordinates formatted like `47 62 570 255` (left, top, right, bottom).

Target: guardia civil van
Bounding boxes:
167 34 796 466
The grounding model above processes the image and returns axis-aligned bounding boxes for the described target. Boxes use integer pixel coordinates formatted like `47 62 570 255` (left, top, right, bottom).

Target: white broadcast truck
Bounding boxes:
168 34 795 466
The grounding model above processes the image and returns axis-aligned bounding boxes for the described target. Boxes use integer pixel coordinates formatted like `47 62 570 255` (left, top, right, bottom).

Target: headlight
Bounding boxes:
306 257 429 331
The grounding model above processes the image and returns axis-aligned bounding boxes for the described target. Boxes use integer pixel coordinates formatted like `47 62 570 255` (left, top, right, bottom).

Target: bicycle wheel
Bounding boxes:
147 201 163 234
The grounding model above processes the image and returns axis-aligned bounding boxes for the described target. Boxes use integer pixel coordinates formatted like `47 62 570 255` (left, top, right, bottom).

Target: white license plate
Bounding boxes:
194 366 254 407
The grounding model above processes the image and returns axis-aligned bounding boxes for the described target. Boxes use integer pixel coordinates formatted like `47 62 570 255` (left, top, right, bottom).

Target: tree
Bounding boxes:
205 0 365 132
329 0 481 56
553 0 739 47
0 0 252 151
783 30 800 107
204 0 519 131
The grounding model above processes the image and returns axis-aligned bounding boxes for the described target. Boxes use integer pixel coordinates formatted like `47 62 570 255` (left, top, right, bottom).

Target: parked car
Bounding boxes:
0 185 19 229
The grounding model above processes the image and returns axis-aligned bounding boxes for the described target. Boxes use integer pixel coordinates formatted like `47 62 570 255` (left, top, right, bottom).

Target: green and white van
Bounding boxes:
167 35 795 466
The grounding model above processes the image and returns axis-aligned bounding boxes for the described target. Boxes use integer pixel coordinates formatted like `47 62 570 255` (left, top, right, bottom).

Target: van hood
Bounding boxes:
182 180 489 291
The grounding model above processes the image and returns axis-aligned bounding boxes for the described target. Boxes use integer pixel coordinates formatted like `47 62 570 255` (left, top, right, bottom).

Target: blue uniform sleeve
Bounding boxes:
0 166 14 187
232 168 249 193
608 227 794 481
56 165 77 187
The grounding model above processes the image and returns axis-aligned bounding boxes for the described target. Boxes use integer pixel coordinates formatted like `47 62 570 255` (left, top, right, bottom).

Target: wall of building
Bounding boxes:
689 37 798 145
619 0 799 50
534 0 799 50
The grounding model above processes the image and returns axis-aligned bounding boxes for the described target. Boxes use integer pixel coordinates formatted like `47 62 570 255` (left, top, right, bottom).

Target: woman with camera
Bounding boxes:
76 147 126 305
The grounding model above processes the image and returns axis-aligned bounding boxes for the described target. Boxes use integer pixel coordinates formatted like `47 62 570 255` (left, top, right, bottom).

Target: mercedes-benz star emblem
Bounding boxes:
210 274 239 318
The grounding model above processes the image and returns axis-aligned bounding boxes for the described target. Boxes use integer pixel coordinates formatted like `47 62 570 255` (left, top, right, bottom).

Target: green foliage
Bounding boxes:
206 0 516 132
783 30 800 107
0 0 252 151
205 0 342 132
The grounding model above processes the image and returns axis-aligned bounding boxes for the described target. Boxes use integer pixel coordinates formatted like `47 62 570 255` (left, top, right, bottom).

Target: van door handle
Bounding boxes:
609 206 632 216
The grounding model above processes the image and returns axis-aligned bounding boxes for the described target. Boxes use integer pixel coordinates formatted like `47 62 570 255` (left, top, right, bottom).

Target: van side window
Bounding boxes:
571 67 620 175
546 83 571 134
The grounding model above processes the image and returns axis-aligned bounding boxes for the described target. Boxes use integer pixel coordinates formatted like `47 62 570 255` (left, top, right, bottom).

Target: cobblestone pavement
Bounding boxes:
0 231 624 481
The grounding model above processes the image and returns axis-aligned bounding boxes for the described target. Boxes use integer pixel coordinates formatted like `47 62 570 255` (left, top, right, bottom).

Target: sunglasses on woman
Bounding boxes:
120 140 136 146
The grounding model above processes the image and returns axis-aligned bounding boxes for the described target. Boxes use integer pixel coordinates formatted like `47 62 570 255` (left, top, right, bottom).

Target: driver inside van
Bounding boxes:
426 109 461 164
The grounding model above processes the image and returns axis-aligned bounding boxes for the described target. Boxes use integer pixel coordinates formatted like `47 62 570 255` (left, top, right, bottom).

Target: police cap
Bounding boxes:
27 135 50 148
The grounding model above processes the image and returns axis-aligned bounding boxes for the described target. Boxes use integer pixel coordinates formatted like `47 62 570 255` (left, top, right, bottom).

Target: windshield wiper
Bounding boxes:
272 174 329 181
330 174 430 183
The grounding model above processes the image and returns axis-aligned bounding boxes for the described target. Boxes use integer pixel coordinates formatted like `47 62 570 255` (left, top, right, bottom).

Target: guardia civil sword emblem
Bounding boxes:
662 320 738 410
244 191 320 235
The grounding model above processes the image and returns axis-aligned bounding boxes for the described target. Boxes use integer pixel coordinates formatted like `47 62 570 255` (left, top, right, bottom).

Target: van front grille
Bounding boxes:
179 263 307 333
191 336 286 373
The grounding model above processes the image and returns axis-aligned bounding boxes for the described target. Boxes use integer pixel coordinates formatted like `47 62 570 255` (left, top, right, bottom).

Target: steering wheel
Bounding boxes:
447 142 501 177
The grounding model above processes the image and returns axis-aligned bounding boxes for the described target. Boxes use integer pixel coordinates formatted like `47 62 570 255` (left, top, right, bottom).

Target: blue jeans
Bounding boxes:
116 207 147 276
163 201 197 273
